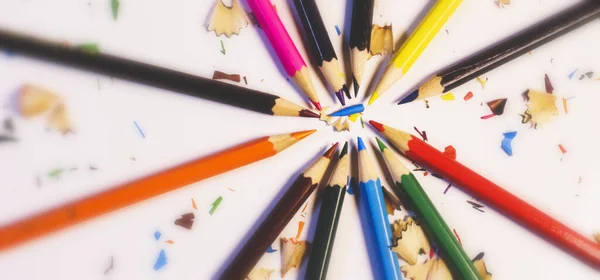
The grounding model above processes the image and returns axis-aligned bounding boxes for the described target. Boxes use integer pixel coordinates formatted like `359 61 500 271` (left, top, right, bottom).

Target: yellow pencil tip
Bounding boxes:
368 91 380 105
291 129 317 140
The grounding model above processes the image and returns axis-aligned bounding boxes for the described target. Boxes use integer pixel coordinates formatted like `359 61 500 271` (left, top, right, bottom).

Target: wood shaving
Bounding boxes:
370 24 394 55
402 256 453 280
280 238 309 277
391 216 431 265
207 0 249 37
319 106 338 125
247 267 275 280
427 257 452 280
47 103 73 135
333 118 350 132
473 252 493 280
402 259 433 280
497 0 510 8
18 84 60 117
522 89 558 127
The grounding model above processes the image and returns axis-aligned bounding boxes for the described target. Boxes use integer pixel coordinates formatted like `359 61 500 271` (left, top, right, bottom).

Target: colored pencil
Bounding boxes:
0 130 316 252
328 104 365 117
356 137 402 279
399 1 600 104
305 142 349 279
293 0 350 104
220 143 338 279
369 120 600 268
369 0 463 105
247 0 322 111
0 30 321 119
375 137 482 280
349 0 374 96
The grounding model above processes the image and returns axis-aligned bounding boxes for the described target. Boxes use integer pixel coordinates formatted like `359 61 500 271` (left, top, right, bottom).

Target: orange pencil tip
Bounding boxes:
323 142 339 159
369 120 385 132
291 129 317 140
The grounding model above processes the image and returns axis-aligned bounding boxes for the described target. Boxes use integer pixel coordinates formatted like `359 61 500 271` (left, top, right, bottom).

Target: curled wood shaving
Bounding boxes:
333 117 350 132
207 0 249 37
391 216 431 265
497 0 510 8
18 84 60 117
473 252 493 280
246 267 275 280
319 106 338 125
522 89 558 127
370 24 394 55
280 238 309 277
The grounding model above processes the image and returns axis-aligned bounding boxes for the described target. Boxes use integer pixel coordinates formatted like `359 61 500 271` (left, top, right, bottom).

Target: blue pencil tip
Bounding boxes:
398 89 419 105
357 137 366 151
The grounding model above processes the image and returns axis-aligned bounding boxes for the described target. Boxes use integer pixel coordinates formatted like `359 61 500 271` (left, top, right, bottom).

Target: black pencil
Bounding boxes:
349 0 374 97
0 29 320 118
219 144 338 279
398 1 600 105
293 0 350 104
305 142 349 280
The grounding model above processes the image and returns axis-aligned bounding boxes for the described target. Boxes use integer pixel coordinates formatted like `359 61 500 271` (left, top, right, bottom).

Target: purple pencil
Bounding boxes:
247 0 322 110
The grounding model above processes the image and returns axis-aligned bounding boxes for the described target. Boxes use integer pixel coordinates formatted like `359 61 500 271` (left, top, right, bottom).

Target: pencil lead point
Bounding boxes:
369 120 385 132
339 141 349 159
368 91 379 105
398 89 419 105
290 129 317 140
299 109 320 118
311 100 322 111
343 84 351 99
334 89 346 106
352 76 360 97
375 137 387 152
323 142 339 159
357 137 366 151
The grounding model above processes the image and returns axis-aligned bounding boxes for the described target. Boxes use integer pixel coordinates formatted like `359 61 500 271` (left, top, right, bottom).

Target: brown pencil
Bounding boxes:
220 143 338 279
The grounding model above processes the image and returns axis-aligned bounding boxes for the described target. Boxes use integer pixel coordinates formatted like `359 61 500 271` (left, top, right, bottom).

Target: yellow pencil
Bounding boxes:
368 0 462 105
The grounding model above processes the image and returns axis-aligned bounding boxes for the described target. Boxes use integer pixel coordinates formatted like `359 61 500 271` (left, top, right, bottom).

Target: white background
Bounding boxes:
0 0 599 279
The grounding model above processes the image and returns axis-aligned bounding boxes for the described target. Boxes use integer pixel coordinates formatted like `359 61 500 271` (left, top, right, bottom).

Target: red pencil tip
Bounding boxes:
369 120 385 132
311 101 322 111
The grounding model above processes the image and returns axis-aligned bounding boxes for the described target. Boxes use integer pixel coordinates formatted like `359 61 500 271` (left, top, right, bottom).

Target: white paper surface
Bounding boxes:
0 0 599 279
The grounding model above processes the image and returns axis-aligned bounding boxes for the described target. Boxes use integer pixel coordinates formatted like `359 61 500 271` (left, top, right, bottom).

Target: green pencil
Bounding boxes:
375 137 482 280
305 142 349 280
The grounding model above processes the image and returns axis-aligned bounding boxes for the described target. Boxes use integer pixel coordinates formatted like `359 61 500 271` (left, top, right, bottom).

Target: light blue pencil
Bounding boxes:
357 137 402 279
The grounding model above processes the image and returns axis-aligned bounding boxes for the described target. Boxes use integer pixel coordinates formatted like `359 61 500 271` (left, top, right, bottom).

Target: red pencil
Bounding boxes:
370 120 600 268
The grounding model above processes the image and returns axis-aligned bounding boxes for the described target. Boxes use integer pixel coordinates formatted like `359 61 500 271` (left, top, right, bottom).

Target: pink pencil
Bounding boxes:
247 0 322 110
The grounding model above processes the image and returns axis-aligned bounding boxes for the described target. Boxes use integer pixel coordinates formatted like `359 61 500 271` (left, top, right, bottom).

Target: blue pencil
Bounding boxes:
328 104 365 116
356 137 402 279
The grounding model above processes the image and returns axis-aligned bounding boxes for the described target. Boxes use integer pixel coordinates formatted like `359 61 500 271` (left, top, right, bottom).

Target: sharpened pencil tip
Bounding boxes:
398 89 419 105
352 76 359 98
291 129 317 140
310 100 322 111
369 120 385 132
323 142 339 159
368 91 380 105
335 89 346 106
343 84 351 99
299 109 320 118
357 137 366 151
375 137 387 152
339 141 349 159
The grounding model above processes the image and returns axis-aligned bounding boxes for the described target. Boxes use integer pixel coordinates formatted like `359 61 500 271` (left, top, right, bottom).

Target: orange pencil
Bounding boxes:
0 130 316 252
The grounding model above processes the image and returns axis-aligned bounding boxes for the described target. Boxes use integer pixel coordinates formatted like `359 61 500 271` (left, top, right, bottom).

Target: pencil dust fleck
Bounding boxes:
568 68 578 79
3 117 14 133
442 146 456 160
558 144 567 154
266 245 278 253
463 91 474 101
191 198 198 210
48 168 65 179
467 200 485 212
154 230 162 241
209 196 223 215
212 70 241 83
111 0 119 20
486 98 507 116
544 74 554 93
220 40 226 55
174 212 195 230
476 76 487 89
335 25 341 36
153 249 167 271
413 127 428 142
501 131 517 156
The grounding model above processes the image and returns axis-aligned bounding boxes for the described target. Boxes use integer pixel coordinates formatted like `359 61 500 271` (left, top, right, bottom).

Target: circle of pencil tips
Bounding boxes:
391 216 431 265
280 237 310 277
206 0 249 37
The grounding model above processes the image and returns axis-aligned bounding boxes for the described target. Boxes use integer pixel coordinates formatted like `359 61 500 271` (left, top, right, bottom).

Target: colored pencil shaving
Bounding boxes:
400 1 600 104
18 84 60 117
522 89 558 127
293 0 349 103
246 0 322 110
281 238 310 277
306 142 349 280
220 144 337 279
246 267 275 280
0 30 320 118
370 0 463 105
206 0 249 37
0 130 316 252
370 0 394 56
349 0 374 96
370 120 600 268
391 216 431 265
